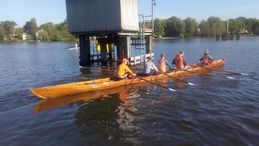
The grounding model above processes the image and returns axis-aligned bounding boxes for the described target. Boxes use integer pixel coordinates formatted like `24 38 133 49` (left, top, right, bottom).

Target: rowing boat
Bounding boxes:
30 58 224 99
34 82 151 112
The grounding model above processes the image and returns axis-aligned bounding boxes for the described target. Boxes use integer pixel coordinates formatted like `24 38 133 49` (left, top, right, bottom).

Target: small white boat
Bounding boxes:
68 46 79 50
68 43 79 50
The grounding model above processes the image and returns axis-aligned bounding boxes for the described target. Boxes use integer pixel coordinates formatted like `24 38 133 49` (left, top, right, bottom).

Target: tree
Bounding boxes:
207 17 222 36
184 17 198 37
14 27 23 40
39 23 57 41
154 18 166 37
229 19 244 34
165 16 185 37
0 25 6 40
56 20 77 41
252 20 259 35
199 20 210 37
245 18 258 34
1 21 17 39
37 29 50 41
23 18 38 40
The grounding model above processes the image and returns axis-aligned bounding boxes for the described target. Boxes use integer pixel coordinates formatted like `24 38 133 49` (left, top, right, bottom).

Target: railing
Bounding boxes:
130 53 154 66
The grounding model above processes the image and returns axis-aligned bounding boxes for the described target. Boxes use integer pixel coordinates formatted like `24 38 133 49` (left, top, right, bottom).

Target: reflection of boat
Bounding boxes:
34 83 146 112
30 58 224 99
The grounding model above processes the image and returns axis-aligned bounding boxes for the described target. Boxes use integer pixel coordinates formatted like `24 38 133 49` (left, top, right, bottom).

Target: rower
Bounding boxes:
199 50 213 65
158 53 171 73
172 51 188 70
115 58 136 80
143 57 158 76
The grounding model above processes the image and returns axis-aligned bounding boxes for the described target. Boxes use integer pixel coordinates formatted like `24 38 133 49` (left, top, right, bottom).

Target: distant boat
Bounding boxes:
68 43 79 50
68 46 79 50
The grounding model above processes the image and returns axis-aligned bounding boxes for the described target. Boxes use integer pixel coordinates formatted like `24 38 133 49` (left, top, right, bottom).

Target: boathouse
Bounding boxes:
65 0 153 66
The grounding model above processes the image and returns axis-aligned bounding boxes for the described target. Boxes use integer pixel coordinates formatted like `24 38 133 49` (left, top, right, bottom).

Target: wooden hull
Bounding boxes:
30 58 224 99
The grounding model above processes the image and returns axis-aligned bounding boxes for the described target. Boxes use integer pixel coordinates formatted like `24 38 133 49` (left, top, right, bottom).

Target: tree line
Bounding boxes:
0 18 77 42
154 16 259 38
1 16 259 42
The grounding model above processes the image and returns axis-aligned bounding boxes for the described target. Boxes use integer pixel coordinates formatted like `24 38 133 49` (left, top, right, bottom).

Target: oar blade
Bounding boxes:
169 88 176 92
187 82 196 86
241 73 252 76
226 76 236 80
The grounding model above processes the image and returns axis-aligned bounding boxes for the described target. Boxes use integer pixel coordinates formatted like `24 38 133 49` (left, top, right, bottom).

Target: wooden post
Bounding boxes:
79 35 91 67
146 35 153 54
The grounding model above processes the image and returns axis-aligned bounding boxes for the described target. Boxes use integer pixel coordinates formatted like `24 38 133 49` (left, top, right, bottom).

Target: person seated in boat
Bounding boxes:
143 57 158 76
115 58 136 80
172 51 188 70
199 50 213 65
158 53 172 73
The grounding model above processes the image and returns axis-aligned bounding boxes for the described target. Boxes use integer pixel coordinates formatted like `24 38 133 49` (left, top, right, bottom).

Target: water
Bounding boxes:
0 37 259 146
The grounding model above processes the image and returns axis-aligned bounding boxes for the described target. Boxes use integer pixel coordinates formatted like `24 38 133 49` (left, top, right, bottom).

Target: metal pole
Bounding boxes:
151 0 156 33
151 0 154 33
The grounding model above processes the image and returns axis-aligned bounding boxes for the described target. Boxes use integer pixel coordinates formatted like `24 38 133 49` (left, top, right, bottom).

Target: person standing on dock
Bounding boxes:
199 50 213 65
172 51 187 70
143 57 158 76
158 53 171 73
116 58 136 79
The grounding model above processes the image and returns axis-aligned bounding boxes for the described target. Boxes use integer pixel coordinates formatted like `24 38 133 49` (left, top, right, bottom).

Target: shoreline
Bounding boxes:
1 35 258 43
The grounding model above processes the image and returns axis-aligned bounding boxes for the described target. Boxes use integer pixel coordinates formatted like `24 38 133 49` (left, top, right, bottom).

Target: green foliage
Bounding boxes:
39 23 56 41
164 16 185 37
0 25 6 40
154 16 259 38
56 20 77 41
23 18 38 40
253 20 259 35
38 30 50 41
229 19 244 34
0 21 17 40
244 18 257 33
184 17 198 37
154 18 166 37
0 18 76 41
14 27 23 40
199 20 210 37
38 21 77 41
2 16 259 42
207 17 222 36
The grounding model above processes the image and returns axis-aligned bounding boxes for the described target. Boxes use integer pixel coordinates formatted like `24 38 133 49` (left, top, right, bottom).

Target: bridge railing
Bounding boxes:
130 53 154 66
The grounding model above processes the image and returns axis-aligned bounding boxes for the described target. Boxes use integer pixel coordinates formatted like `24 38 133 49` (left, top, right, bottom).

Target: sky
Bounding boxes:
1 0 259 27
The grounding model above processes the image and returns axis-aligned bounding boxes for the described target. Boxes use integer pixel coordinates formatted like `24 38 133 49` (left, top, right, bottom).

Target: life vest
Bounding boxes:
201 55 211 65
174 55 185 69
158 58 167 73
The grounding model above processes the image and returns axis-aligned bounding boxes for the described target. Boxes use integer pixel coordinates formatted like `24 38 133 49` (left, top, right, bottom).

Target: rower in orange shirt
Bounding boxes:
116 58 136 79
172 51 188 70
158 53 172 73
199 50 213 65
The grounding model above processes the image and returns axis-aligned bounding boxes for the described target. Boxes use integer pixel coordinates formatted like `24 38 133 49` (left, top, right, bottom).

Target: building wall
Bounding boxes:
120 0 139 32
66 0 139 34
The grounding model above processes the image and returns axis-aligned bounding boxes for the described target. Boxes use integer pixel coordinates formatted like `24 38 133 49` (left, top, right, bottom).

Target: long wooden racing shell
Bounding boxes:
30 58 224 99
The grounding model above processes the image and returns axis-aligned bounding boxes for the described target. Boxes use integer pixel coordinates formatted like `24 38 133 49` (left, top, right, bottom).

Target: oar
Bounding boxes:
81 66 176 91
164 73 196 86
186 70 236 80
200 66 252 76
136 76 176 92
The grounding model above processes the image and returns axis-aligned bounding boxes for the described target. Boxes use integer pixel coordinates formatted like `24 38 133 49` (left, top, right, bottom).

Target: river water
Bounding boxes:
0 37 259 146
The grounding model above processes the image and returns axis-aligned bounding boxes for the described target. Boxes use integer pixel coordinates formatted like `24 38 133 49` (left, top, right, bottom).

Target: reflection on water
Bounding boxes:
73 87 142 145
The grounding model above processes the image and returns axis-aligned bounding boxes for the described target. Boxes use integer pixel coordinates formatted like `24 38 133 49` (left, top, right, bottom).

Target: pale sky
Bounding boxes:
1 0 259 27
